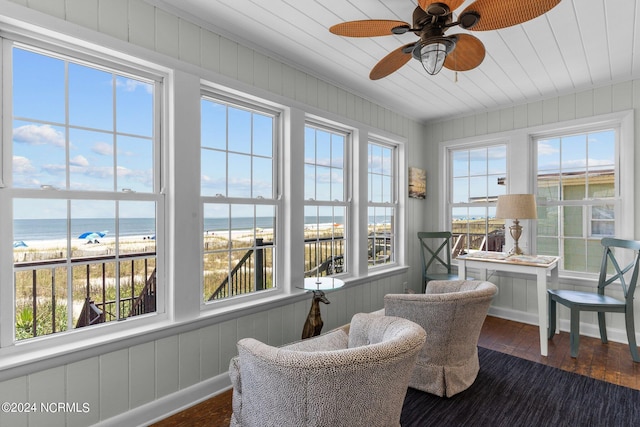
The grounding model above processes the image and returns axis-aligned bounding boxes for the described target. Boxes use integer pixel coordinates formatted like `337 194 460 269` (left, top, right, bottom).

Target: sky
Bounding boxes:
12 45 614 224
11 46 154 220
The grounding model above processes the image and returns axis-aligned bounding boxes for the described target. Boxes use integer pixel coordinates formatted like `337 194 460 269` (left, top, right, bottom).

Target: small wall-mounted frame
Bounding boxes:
408 167 426 199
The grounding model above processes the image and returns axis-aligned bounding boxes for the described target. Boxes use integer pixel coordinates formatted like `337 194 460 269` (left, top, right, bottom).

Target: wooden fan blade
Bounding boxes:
330 20 410 37
418 0 465 13
463 0 561 31
369 44 414 80
444 34 485 71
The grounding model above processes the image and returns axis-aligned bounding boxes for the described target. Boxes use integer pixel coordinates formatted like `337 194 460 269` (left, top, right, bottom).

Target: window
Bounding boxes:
442 112 632 276
368 141 397 267
303 123 348 277
536 129 617 273
449 144 507 255
201 94 279 301
4 43 162 342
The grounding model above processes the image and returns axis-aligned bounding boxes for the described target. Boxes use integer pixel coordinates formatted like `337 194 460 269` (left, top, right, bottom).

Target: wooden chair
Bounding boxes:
548 238 640 362
418 231 465 293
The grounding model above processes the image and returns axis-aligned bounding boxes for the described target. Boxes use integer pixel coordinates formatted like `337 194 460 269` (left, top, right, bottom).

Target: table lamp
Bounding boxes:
495 194 537 255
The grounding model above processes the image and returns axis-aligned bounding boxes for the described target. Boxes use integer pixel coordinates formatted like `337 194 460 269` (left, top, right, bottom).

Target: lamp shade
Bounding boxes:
420 42 448 75
495 194 538 220
414 37 456 76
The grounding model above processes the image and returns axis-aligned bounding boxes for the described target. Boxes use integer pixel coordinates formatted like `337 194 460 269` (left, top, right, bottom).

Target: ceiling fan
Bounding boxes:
329 0 561 79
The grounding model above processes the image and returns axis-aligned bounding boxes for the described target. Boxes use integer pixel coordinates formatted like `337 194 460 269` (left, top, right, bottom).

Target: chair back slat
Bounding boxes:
598 237 640 303
418 232 452 275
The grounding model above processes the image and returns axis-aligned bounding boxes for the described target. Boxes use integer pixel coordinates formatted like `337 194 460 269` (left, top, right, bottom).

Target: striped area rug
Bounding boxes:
401 347 640 426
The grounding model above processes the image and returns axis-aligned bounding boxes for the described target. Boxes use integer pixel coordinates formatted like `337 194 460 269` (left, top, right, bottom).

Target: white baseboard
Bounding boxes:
95 372 232 427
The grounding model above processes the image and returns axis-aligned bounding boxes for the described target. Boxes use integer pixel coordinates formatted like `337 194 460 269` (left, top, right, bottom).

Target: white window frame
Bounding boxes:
303 120 351 278
445 141 508 254
532 117 632 274
367 138 399 269
200 87 283 308
0 34 168 352
440 110 634 277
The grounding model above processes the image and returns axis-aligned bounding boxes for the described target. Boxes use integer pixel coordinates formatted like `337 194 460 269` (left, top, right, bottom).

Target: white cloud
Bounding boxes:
13 156 36 174
92 142 113 156
538 142 559 156
116 78 153 94
70 155 90 167
13 124 65 148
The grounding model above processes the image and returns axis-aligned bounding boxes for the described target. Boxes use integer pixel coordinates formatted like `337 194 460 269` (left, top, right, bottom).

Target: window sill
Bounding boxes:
1 265 409 381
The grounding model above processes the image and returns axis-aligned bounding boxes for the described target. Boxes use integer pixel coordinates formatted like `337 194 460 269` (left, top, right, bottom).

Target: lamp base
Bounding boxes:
508 220 524 256
507 244 524 256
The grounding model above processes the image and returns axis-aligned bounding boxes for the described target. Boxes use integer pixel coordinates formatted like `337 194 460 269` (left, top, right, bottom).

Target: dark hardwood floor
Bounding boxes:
152 316 640 426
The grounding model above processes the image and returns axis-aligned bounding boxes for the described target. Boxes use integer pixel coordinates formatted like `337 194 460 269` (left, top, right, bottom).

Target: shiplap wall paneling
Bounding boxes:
67 357 100 427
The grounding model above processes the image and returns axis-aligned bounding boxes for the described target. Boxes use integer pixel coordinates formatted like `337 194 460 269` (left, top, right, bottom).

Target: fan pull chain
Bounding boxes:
454 71 458 83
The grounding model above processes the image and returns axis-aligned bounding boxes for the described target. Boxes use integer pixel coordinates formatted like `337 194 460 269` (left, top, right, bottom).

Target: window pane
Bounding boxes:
69 63 113 131
119 201 156 255
13 121 67 189
201 98 275 201
201 101 226 150
561 134 586 171
69 128 114 191
70 200 115 259
116 76 153 137
538 138 560 171
591 204 614 237
450 145 506 253
469 176 488 202
117 135 154 193
304 206 346 276
14 199 68 260
228 107 251 154
537 236 559 257
537 172 560 201
253 114 273 157
253 156 273 198
305 126 346 202
452 177 469 203
332 134 345 168
368 206 393 266
537 205 559 236
469 148 487 176
13 48 65 123
487 146 506 175
11 46 160 340
563 206 583 237
452 150 468 177
368 143 392 204
202 149 227 197
228 153 251 198
202 200 277 302
15 266 68 340
536 129 616 274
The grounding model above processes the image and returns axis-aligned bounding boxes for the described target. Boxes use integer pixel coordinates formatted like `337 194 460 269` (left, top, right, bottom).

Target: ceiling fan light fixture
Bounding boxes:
416 38 455 75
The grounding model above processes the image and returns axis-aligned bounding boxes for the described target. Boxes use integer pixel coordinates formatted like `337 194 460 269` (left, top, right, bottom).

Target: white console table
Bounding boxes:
457 253 560 356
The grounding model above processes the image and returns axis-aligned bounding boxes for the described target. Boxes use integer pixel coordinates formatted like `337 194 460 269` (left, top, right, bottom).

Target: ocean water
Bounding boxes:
14 218 157 242
14 215 389 242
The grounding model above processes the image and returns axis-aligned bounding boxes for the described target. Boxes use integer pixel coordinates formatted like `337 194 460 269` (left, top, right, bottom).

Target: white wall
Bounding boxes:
0 1 427 426
425 80 640 344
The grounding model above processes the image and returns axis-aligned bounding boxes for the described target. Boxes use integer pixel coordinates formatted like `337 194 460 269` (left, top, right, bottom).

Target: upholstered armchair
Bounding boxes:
228 312 426 427
383 280 498 397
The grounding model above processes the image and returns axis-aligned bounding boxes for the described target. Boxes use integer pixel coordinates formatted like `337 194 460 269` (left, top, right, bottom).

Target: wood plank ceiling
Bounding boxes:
151 0 639 124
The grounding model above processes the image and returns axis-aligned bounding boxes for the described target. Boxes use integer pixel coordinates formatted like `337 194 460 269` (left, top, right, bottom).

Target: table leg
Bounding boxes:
536 268 549 356
458 261 466 282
